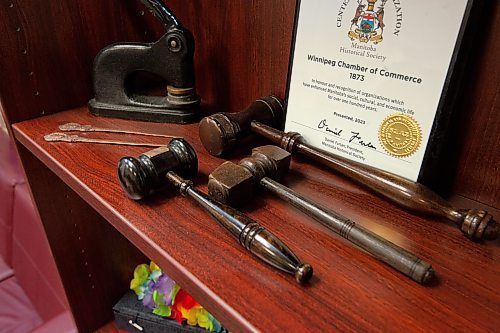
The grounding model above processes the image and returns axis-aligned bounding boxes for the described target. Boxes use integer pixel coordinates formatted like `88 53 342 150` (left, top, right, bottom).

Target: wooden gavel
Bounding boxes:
117 138 313 283
208 145 435 284
198 97 499 242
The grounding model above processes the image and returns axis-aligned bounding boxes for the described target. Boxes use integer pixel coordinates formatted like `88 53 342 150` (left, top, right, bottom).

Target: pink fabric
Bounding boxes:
31 311 77 333
0 177 14 265
0 130 75 332
0 131 24 265
0 277 43 333
12 183 68 321
0 256 13 282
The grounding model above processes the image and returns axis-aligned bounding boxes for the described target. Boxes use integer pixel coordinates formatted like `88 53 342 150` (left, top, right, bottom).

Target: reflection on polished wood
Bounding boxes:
12 107 500 333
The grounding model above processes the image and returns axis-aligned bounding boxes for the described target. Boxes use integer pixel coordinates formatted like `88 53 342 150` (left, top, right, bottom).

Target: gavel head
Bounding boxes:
198 96 284 156
208 145 291 206
459 209 498 241
118 138 198 200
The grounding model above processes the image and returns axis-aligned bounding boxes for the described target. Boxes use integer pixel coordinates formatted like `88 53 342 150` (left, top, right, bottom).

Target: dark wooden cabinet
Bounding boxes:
1 1 499 332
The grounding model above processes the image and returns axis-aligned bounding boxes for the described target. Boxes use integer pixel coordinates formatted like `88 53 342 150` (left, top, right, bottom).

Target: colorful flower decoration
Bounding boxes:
130 261 224 332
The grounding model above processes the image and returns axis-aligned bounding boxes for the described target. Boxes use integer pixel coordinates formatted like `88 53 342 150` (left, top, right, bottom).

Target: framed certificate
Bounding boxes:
285 0 475 183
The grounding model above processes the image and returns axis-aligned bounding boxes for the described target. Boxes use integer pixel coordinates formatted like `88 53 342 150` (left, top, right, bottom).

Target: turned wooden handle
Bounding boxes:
166 171 313 284
251 121 499 242
260 177 434 284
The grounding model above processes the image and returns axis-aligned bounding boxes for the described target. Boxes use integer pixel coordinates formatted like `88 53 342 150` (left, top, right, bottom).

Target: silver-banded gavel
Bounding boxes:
117 138 313 283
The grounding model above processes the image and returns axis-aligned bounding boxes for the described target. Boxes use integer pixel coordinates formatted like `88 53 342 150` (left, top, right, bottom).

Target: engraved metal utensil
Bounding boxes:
44 132 163 147
59 122 179 138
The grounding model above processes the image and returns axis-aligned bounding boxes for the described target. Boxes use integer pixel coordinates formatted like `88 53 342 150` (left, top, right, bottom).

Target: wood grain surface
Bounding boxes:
94 321 126 333
0 0 498 207
13 108 500 333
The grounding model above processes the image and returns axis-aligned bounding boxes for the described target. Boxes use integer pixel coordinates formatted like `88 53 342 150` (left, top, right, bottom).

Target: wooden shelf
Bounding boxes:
94 321 125 333
13 107 500 332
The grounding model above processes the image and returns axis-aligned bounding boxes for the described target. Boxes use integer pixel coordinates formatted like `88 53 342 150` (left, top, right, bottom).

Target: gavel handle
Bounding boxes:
165 172 313 284
251 121 498 242
259 177 434 284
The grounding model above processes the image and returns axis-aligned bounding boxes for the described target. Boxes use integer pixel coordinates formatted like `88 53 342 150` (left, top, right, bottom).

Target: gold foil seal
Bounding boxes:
379 113 421 157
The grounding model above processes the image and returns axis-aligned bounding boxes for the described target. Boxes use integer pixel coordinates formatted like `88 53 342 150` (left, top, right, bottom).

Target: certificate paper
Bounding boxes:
285 0 471 181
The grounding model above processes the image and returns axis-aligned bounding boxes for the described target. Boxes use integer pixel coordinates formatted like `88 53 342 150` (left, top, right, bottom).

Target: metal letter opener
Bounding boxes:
59 123 178 138
44 133 163 148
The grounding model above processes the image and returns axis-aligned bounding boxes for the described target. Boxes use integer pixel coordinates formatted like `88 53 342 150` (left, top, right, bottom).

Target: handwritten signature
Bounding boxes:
317 119 343 136
317 119 376 150
349 132 376 149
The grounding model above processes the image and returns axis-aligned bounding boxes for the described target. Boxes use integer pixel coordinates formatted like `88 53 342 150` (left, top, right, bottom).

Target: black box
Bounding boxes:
113 291 216 333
